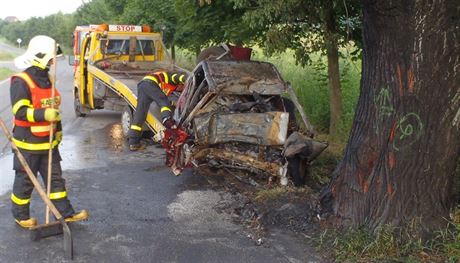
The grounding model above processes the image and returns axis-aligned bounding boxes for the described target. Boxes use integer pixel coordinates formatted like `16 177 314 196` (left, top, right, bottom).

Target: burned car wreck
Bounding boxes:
163 60 328 186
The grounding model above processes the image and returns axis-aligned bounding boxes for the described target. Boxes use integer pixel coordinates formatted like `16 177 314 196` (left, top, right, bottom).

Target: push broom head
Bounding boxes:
29 218 73 260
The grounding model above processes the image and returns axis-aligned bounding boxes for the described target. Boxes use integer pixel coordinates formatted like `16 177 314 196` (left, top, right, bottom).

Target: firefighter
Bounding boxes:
128 71 187 151
10 35 88 229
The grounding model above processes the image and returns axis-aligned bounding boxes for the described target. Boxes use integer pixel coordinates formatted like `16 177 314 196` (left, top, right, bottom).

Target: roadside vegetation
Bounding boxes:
0 66 15 80
0 51 15 61
315 212 460 262
0 49 17 80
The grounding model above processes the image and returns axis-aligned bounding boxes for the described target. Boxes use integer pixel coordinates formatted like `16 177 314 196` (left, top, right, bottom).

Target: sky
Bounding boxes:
1 0 85 21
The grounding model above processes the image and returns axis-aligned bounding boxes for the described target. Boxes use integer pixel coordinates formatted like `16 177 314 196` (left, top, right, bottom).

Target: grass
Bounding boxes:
314 211 460 262
0 67 15 80
253 186 313 202
0 49 18 80
254 187 288 202
0 52 15 61
174 49 197 71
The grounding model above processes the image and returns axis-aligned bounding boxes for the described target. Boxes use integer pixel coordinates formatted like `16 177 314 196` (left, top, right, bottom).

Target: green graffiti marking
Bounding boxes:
373 86 424 150
393 113 424 151
374 87 395 134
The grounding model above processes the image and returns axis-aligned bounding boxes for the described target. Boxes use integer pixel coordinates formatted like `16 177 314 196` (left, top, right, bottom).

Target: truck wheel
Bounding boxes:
74 95 87 117
196 45 232 64
121 106 133 138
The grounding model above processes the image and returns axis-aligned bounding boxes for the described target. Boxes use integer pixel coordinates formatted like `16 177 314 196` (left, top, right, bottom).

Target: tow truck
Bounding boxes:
71 24 184 139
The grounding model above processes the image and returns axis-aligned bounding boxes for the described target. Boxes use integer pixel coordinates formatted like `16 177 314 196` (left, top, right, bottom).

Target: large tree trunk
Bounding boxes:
324 0 343 137
322 0 460 233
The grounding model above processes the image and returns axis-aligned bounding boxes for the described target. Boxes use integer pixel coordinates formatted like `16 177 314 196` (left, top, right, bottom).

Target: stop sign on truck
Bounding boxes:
108 25 142 32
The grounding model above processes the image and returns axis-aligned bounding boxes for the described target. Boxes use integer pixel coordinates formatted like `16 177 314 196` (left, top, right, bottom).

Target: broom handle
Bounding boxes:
46 44 58 224
0 119 63 220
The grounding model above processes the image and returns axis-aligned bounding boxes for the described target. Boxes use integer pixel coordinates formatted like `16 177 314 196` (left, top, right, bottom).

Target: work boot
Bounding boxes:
129 136 145 151
15 217 37 229
129 142 146 151
65 209 89 222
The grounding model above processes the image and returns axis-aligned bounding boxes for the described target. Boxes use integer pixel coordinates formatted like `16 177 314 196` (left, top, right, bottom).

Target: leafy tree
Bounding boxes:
0 20 9 33
104 0 129 15
321 0 459 234
1 13 75 52
109 0 179 57
108 0 260 59
73 0 118 25
173 0 261 53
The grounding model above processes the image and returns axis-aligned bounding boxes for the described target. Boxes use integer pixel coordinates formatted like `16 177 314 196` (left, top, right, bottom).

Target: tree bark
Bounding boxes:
324 0 343 137
322 0 460 234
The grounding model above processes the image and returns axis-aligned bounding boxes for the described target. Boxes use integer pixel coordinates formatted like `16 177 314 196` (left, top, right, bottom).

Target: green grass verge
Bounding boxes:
0 67 15 80
0 52 15 61
315 214 460 262
174 49 196 71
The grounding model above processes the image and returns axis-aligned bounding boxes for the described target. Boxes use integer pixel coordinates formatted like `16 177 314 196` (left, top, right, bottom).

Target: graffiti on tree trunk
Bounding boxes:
392 113 424 151
373 65 424 152
374 86 395 135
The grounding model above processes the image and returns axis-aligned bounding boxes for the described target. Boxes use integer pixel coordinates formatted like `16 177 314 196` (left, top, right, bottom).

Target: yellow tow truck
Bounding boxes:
71 24 183 139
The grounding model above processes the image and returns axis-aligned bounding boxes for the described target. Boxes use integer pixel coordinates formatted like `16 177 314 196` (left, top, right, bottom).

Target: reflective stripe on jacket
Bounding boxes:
143 71 186 96
11 72 61 137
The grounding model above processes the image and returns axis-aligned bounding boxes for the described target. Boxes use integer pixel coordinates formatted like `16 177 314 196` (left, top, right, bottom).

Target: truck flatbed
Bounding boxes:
88 62 180 137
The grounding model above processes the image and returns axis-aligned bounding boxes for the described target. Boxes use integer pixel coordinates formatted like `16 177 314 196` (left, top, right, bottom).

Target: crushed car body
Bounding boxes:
163 60 328 185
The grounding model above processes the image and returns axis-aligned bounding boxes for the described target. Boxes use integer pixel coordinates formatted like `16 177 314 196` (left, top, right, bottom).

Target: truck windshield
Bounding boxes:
104 39 155 56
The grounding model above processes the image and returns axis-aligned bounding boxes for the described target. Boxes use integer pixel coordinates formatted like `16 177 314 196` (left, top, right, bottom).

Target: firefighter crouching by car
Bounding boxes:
10 35 88 228
128 71 187 151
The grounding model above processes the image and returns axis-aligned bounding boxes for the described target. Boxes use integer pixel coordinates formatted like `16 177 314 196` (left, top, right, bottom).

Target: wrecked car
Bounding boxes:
163 60 328 186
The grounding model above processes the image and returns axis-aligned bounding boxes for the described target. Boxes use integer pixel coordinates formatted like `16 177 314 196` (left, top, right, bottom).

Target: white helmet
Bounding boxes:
14 35 62 70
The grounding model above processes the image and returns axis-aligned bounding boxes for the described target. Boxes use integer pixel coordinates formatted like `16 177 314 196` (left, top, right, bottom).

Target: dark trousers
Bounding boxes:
12 149 74 220
128 81 172 143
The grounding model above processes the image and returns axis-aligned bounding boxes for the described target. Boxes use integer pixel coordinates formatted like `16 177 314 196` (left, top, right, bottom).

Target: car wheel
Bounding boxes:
74 92 87 117
121 106 133 138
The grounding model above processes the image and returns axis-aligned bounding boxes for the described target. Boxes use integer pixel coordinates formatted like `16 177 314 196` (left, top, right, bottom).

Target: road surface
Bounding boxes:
0 45 322 262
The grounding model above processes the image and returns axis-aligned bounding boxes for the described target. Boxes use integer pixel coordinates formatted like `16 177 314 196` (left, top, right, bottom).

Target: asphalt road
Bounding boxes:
0 45 321 262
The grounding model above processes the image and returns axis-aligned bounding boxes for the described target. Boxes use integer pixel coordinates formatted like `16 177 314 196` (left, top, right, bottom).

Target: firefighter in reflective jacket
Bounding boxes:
128 71 187 151
10 35 88 229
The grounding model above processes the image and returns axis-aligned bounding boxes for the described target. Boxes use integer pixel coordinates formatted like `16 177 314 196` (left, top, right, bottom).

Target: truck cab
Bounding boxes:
72 24 181 138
